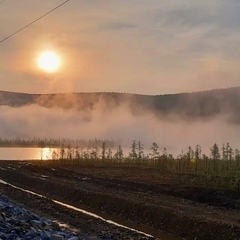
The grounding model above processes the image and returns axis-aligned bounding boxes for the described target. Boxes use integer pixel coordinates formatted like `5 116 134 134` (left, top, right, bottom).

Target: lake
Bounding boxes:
0 147 57 160
0 146 150 160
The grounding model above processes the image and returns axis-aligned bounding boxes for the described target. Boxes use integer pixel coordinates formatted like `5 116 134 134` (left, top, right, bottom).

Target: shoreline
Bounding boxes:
0 160 240 239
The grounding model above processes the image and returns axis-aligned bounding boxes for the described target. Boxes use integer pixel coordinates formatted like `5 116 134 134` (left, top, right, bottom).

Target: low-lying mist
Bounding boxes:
0 98 239 156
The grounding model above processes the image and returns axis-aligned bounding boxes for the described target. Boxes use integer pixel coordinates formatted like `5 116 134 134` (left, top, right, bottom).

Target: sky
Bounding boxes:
1 0 240 95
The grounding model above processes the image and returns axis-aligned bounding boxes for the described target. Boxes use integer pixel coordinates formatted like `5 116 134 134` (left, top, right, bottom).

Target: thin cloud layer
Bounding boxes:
0 0 240 94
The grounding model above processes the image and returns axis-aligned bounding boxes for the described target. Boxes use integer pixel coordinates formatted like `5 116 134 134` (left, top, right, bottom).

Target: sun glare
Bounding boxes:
40 148 52 160
37 51 61 73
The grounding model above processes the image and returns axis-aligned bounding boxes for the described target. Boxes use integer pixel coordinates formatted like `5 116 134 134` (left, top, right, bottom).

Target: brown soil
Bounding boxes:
0 160 240 240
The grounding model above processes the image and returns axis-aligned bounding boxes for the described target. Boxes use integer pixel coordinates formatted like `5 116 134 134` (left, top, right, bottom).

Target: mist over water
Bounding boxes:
0 97 239 156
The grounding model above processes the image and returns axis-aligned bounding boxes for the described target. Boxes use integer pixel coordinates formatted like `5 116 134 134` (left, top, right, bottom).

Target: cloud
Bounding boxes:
1 0 240 94
99 22 137 31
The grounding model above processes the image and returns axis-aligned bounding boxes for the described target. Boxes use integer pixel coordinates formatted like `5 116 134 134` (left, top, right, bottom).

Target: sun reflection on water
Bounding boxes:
40 148 53 160
0 147 60 160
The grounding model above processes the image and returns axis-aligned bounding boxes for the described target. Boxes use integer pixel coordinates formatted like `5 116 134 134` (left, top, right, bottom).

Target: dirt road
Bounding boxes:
0 160 240 240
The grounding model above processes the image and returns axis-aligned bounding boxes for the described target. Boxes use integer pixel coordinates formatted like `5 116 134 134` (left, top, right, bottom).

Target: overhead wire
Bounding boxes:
0 0 6 5
0 0 70 44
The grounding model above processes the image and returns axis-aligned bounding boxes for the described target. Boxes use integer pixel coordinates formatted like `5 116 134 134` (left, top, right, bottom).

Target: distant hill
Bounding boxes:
1 87 240 122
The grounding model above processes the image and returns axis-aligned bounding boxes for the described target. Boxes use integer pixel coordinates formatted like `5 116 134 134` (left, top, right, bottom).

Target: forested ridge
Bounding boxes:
1 87 240 121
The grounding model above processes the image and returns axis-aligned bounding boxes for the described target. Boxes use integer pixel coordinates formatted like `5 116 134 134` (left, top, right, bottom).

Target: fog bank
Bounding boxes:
0 101 239 156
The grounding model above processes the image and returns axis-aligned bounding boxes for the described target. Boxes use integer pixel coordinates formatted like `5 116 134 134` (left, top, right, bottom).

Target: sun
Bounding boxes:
37 51 61 73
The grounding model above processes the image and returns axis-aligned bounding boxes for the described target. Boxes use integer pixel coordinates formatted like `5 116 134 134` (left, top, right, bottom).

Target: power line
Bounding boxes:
0 0 70 44
0 0 6 5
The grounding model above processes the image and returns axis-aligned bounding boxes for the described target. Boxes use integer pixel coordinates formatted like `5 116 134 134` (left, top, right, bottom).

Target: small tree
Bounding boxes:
67 145 73 160
186 146 194 172
222 144 227 161
160 147 169 171
194 145 202 174
235 149 240 192
107 148 112 159
60 145 65 160
235 149 240 161
224 142 233 172
211 143 220 160
101 142 106 160
187 146 194 159
150 142 160 159
114 145 124 162
83 150 90 160
129 140 137 161
137 141 144 160
210 143 220 175
226 142 233 161
195 145 202 160
51 150 58 160
75 146 80 160
90 147 99 160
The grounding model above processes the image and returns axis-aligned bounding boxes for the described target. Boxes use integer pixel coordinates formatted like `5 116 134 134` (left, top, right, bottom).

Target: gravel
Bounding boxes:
0 194 85 240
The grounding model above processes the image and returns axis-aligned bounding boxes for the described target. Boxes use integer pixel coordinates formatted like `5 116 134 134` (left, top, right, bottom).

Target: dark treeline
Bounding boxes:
0 137 118 148
49 140 240 192
2 137 240 191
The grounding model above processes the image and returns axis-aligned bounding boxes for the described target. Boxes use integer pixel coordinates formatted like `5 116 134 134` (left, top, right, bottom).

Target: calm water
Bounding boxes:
0 147 57 160
0 147 153 160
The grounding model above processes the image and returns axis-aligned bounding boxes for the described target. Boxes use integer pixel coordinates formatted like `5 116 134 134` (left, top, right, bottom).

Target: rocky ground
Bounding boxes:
0 193 83 240
0 160 240 240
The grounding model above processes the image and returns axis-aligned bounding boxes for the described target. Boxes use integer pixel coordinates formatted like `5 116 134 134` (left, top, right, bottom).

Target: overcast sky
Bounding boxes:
1 0 240 94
